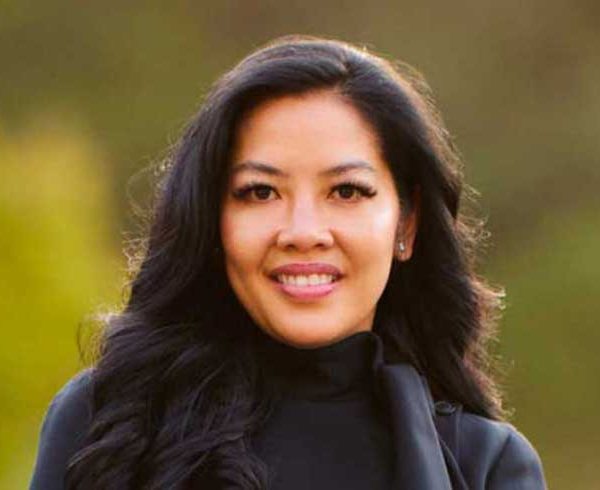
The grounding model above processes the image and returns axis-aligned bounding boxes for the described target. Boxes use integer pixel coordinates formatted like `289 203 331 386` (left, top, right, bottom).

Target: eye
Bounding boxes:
232 182 277 202
331 181 377 201
231 180 377 203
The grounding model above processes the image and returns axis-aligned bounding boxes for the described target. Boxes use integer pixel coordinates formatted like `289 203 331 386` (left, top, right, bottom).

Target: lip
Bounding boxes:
267 262 343 301
272 279 339 300
269 262 343 279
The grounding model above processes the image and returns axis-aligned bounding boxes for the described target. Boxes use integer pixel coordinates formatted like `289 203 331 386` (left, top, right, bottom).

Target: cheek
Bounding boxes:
349 206 398 310
340 203 398 260
370 203 399 237
220 207 272 276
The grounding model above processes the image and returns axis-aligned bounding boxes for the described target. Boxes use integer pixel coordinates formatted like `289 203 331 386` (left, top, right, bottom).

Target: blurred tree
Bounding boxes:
1 0 598 487
0 114 122 488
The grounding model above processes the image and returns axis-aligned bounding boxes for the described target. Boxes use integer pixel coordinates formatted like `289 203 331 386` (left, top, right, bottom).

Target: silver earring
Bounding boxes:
398 242 405 253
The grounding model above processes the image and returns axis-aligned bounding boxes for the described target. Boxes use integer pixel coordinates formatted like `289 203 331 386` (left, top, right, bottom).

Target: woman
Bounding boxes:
30 35 547 489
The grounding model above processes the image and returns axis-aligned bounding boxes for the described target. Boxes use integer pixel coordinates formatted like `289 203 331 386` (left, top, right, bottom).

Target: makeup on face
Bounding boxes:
220 91 411 348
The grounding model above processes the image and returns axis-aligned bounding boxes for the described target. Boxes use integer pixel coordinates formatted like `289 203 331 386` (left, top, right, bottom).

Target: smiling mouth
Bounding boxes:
272 273 339 286
269 273 341 300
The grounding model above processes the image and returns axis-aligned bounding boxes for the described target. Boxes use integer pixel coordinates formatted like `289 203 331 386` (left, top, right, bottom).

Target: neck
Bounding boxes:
255 329 384 401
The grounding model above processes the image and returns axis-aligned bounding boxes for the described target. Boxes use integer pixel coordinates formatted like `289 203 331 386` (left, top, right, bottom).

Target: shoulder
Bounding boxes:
30 369 94 490
37 369 93 439
450 407 547 489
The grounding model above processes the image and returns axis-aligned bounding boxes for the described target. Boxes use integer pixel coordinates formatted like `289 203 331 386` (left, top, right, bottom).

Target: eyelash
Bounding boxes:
231 180 377 202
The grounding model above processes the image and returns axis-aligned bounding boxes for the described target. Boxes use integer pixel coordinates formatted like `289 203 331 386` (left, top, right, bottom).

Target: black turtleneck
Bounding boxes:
251 330 394 490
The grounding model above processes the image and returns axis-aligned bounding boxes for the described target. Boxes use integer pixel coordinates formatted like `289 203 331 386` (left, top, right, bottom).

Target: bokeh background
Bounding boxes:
1 1 599 488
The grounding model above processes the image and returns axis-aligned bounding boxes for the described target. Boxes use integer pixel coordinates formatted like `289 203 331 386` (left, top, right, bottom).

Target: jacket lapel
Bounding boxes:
376 362 454 489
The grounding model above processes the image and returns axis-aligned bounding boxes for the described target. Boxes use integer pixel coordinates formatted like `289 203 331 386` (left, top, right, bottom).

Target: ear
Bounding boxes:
395 185 420 262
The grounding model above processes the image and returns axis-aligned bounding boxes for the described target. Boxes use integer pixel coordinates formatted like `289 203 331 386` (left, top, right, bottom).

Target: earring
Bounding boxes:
398 242 405 253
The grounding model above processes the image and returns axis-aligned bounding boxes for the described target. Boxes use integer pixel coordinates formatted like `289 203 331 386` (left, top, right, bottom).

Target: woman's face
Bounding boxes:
220 90 417 348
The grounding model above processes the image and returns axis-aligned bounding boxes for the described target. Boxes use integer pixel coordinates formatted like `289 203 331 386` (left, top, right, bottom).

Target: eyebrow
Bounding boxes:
230 160 376 177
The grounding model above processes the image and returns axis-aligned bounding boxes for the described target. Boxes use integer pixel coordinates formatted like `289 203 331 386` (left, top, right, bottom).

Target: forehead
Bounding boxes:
230 90 388 176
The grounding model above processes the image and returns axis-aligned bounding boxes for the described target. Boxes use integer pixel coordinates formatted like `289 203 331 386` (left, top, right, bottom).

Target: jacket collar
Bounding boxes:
370 331 454 489
377 363 454 489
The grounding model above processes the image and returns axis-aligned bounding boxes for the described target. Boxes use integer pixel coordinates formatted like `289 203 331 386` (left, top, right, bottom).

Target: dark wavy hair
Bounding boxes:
66 35 506 489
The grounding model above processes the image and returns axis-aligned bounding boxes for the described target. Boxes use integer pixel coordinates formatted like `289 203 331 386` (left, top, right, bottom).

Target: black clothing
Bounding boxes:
251 330 394 489
30 330 547 489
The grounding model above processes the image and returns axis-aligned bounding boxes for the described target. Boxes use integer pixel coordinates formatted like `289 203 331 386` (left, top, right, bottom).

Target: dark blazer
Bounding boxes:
30 365 547 489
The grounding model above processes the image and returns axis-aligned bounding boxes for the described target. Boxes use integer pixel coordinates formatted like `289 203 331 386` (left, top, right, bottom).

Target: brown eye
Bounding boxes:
331 182 377 201
335 184 359 199
232 183 277 202
253 185 273 200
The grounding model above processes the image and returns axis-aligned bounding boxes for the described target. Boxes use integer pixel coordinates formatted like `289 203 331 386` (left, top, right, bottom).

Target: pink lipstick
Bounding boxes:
268 262 343 300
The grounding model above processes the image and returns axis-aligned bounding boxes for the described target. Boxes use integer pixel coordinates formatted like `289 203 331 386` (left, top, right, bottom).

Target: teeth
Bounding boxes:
276 273 336 286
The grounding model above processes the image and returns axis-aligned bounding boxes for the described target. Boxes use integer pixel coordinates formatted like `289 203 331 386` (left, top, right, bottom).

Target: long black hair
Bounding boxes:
66 34 505 489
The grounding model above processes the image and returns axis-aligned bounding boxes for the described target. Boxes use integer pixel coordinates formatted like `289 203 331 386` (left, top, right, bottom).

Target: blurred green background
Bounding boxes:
1 1 598 488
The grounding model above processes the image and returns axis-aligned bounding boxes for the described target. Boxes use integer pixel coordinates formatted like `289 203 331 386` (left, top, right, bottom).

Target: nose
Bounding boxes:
276 197 334 252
